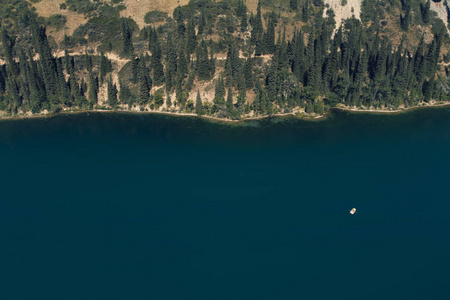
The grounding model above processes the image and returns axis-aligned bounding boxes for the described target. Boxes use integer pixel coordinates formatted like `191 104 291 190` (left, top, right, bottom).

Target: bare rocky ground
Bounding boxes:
323 0 361 30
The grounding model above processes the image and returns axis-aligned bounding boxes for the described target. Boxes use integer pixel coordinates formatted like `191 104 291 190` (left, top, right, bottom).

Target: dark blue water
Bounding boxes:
0 109 449 299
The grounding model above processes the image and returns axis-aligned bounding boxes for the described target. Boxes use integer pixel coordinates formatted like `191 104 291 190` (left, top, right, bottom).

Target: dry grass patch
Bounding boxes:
119 0 190 29
32 0 87 42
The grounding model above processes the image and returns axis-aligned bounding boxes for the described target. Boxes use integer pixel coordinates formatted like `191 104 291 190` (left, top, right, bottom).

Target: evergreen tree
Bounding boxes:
214 75 225 106
85 52 93 72
1 29 19 76
165 32 178 91
251 1 263 46
302 0 311 22
195 90 204 115
186 18 197 55
107 77 118 107
244 58 253 89
422 0 431 24
177 48 188 80
209 51 216 76
290 0 298 10
198 8 206 36
196 40 211 80
122 18 134 56
151 41 165 85
263 15 276 54
119 80 134 107
99 53 112 83
138 56 150 103
89 72 98 105
400 4 411 31
226 86 234 116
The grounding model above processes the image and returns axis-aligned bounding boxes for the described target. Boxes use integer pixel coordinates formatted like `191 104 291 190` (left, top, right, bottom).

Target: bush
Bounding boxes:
45 14 67 30
144 11 168 24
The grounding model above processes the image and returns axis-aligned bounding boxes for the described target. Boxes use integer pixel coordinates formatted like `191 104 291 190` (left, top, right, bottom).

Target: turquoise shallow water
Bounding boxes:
0 109 449 299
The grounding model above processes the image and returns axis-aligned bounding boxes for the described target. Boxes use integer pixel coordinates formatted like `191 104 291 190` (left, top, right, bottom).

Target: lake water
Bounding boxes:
0 109 449 299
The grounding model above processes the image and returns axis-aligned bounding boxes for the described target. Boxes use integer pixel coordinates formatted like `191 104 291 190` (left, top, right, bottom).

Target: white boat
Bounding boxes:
350 208 356 214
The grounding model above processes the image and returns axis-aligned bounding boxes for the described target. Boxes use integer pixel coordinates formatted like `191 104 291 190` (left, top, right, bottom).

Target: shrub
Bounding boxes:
144 11 168 24
45 14 67 30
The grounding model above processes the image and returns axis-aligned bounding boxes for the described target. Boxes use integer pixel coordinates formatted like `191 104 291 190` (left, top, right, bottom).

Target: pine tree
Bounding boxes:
422 0 431 24
195 91 204 115
1 29 19 76
151 41 165 85
209 51 216 77
400 5 411 31
251 1 263 46
122 19 134 56
85 52 93 72
198 8 206 36
237 0 248 32
196 40 211 80
119 80 134 107
186 18 197 55
302 0 310 22
138 56 150 103
290 0 298 10
226 86 234 116
107 77 118 107
99 53 112 83
89 72 98 106
175 5 186 37
166 95 172 108
165 32 178 91
244 58 253 89
214 75 225 106
177 48 188 80
263 15 276 54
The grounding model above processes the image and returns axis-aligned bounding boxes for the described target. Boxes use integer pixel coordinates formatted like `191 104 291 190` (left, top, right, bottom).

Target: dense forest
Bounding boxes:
0 0 450 119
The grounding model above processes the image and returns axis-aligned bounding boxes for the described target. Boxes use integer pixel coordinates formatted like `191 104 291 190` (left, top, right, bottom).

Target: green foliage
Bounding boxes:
144 11 168 24
195 91 204 115
64 0 100 15
45 14 67 30
73 16 138 54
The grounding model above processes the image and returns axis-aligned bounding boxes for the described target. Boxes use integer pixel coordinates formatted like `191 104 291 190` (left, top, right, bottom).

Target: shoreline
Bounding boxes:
1 102 450 123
